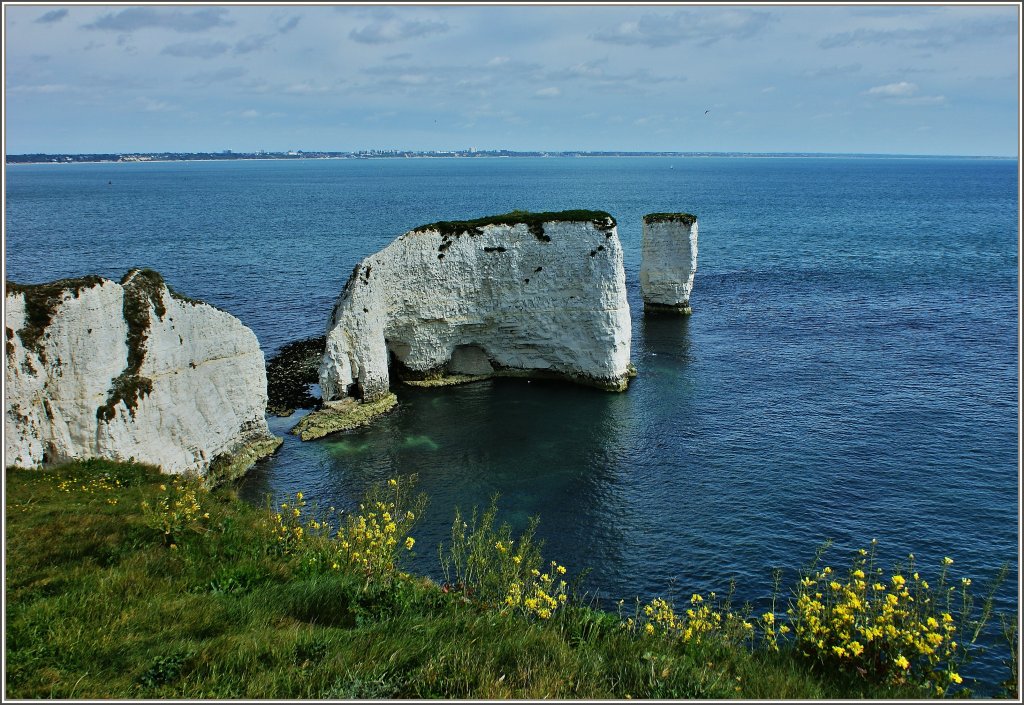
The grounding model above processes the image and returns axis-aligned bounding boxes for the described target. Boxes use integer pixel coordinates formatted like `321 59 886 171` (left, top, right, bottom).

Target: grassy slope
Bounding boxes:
4 461 941 699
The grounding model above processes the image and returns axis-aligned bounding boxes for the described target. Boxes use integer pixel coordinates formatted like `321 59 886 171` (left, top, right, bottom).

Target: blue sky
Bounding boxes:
4 3 1020 156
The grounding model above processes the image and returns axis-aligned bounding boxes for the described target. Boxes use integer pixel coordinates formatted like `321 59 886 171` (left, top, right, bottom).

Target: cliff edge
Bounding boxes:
4 269 281 479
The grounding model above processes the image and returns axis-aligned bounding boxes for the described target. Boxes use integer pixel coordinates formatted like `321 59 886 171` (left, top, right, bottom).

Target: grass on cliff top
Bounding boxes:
411 209 617 239
5 460 1013 700
643 212 698 226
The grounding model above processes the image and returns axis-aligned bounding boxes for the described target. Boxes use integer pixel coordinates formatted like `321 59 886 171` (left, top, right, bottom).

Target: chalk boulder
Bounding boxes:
640 213 699 314
4 269 280 479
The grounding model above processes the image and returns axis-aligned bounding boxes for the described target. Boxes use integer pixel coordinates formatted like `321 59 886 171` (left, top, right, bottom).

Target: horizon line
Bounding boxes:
6 149 1018 160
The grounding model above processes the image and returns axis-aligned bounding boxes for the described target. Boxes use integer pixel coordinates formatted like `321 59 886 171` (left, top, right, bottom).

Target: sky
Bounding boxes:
3 3 1020 156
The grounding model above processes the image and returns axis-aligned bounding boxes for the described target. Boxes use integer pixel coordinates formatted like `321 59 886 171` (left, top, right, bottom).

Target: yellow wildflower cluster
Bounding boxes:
332 477 424 581
51 471 124 506
627 592 753 646
503 560 570 620
789 545 966 694
269 491 326 553
140 476 209 546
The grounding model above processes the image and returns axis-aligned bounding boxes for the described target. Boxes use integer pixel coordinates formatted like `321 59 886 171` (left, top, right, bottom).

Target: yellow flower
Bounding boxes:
513 555 522 565
405 536 415 550
762 612 775 624
961 578 971 587
852 569 865 579
891 575 906 587
949 672 963 685
388 479 398 487
645 623 655 635
296 491 303 500
159 484 167 491
556 565 567 575
894 655 910 670
942 556 953 565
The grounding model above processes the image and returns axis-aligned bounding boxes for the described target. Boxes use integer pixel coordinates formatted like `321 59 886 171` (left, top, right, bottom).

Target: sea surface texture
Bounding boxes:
5 156 1018 690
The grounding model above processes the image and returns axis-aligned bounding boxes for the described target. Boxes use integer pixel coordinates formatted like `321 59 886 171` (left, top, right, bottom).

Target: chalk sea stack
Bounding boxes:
295 210 634 440
4 269 281 480
640 212 699 314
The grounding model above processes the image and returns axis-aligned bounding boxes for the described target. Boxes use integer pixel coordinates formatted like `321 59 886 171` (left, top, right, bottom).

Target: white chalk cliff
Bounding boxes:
319 211 633 404
4 269 280 477
640 213 699 313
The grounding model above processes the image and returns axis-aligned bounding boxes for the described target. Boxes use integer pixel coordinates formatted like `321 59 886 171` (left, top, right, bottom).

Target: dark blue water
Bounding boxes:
5 157 1018 690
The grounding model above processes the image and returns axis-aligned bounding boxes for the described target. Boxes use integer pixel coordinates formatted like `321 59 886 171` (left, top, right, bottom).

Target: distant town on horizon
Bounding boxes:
5 149 1014 164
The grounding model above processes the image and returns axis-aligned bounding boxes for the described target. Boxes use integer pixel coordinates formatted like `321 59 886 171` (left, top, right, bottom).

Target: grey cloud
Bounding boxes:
36 9 68 24
592 9 776 48
350 17 449 44
820 17 1015 50
235 34 272 54
85 8 232 33
278 16 300 34
161 40 230 59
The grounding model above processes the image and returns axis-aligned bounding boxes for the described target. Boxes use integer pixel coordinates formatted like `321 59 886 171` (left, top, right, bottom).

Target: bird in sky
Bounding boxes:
704 109 710 115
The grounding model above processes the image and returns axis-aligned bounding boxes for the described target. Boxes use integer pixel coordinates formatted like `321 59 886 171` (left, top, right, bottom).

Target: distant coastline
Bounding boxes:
5 149 1015 165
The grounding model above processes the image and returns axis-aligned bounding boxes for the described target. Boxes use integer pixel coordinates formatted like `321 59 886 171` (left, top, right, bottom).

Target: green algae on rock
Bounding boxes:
291 393 399 441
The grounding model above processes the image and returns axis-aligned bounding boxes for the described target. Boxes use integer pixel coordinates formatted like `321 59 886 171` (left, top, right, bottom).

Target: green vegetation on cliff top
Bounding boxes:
643 212 698 226
5 460 1015 699
411 210 617 240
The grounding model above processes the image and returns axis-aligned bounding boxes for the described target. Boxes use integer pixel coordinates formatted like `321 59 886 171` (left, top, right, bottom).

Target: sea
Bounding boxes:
4 155 1019 692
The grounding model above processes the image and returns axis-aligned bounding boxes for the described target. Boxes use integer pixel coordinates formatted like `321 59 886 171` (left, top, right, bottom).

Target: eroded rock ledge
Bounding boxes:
4 269 281 480
297 210 634 438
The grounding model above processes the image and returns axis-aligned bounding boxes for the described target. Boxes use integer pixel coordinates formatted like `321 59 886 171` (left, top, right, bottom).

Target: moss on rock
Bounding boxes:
205 436 284 488
5 276 106 358
411 209 617 242
643 213 697 226
291 393 399 441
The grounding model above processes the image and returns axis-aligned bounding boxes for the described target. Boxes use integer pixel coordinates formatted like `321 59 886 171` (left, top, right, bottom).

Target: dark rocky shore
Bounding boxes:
266 336 325 416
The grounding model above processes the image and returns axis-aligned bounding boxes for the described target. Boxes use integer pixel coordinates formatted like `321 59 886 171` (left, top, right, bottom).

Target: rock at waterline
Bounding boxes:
4 269 281 480
640 212 699 314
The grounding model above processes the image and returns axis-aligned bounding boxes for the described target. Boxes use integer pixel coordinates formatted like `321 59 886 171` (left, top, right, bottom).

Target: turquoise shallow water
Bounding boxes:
5 156 1018 691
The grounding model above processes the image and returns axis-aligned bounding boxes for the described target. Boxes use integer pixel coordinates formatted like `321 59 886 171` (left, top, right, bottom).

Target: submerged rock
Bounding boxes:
4 269 281 480
640 213 699 314
316 210 633 412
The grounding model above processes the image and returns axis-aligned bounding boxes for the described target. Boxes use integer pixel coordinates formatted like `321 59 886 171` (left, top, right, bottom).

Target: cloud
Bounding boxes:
277 16 300 34
138 98 175 113
804 63 862 79
534 86 561 99
35 9 68 24
186 67 247 85
349 17 449 44
234 34 272 54
85 7 232 33
863 81 946 105
161 40 230 59
865 81 917 97
820 17 1015 50
8 83 76 94
593 9 776 47
240 109 261 119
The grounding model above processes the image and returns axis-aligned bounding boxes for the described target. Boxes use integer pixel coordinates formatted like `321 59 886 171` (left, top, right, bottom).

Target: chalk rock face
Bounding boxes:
320 211 633 403
640 213 699 313
4 269 280 477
